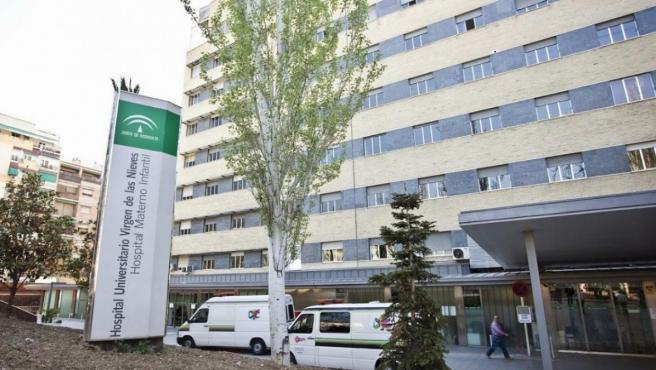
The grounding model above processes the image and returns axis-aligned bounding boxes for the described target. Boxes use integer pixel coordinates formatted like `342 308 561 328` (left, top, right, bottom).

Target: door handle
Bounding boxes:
203 325 209 327
307 337 314 340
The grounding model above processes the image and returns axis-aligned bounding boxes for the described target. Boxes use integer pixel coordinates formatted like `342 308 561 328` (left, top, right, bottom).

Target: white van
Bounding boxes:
176 295 295 354
288 302 392 370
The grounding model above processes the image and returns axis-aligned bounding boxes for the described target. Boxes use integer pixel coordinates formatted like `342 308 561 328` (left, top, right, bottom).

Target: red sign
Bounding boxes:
512 281 530 297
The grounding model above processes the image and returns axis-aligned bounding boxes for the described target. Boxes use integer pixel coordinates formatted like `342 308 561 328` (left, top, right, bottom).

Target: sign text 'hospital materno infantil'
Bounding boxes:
86 92 180 341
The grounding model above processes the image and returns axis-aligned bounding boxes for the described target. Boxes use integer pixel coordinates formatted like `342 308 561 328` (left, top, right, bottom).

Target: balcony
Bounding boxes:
58 172 82 183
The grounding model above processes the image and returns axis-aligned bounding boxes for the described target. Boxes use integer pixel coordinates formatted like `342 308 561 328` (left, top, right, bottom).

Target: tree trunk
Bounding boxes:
6 278 19 318
268 223 290 365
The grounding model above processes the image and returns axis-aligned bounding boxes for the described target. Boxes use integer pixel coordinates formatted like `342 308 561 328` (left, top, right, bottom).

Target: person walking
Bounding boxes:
486 315 511 359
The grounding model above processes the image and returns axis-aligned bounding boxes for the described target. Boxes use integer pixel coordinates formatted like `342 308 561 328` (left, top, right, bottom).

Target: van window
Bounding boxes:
289 313 314 334
287 304 295 322
189 308 209 323
320 312 350 333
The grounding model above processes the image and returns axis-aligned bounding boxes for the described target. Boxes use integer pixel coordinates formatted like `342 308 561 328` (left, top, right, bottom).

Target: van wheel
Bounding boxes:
290 353 297 365
181 336 195 348
250 338 266 355
375 360 392 370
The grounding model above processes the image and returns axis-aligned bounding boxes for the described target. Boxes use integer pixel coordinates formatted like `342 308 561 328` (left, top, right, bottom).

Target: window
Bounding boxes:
232 177 247 190
209 116 222 128
547 154 586 182
261 250 269 267
456 9 482 33
186 123 198 136
190 64 200 78
462 57 492 82
362 88 383 110
208 57 220 69
205 183 219 196
82 189 94 197
207 147 221 162
366 45 381 64
364 134 384 156
322 242 344 263
189 308 209 323
320 192 342 213
478 166 512 191
610 74 656 105
322 146 339 164
470 108 502 134
627 142 656 171
535 92 573 120
413 122 440 145
230 252 244 269
179 220 191 235
367 5 377 21
204 222 217 232
409 74 434 96
524 37 560 66
404 28 427 50
289 313 314 334
182 185 194 200
202 258 215 269
401 0 424 8
316 29 325 42
231 216 245 229
183 154 196 168
597 16 639 46
188 93 200 106
515 0 554 14
320 312 350 333
370 239 393 260
419 176 447 199
367 185 389 207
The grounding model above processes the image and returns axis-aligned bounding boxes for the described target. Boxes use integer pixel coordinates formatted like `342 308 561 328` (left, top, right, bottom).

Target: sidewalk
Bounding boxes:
445 346 656 370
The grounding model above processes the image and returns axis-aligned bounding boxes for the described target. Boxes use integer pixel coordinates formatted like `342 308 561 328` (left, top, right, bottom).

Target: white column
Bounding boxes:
524 231 554 370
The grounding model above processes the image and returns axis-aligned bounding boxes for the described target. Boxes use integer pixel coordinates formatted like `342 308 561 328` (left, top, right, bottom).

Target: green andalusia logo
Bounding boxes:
119 114 160 142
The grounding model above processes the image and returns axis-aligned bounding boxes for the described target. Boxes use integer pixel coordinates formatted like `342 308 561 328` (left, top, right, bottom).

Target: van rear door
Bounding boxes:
316 311 354 369
288 312 317 367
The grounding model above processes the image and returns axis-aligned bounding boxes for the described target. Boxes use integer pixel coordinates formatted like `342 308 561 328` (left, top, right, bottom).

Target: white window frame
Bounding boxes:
232 177 247 191
205 183 219 196
362 89 383 110
366 45 380 64
370 244 394 260
179 220 192 235
203 222 217 233
627 142 656 172
547 156 587 183
524 38 560 66
367 186 389 207
367 5 377 21
535 93 573 120
462 57 492 82
320 193 341 214
230 252 245 269
182 185 194 200
202 258 215 270
597 16 639 46
207 148 221 162
456 9 482 34
401 0 424 8
478 167 512 192
516 0 553 14
470 108 502 134
409 74 434 96
186 123 198 136
413 122 439 145
419 177 447 199
209 116 222 128
610 74 656 105
183 154 196 168
322 146 339 164
364 135 383 156
321 242 344 263
231 216 245 229
404 28 427 50
188 94 200 106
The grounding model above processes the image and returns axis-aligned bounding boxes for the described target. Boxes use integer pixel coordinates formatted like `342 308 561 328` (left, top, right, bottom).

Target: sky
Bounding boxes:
0 0 205 167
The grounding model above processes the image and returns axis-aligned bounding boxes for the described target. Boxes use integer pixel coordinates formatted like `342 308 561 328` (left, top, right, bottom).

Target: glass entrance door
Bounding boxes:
578 283 621 352
610 282 656 354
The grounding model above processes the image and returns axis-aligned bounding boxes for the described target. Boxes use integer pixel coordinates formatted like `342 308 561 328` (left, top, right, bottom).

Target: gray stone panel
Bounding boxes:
189 255 202 271
190 219 204 234
379 36 406 58
195 149 208 164
582 146 631 177
305 194 320 214
214 253 230 269
434 64 463 90
390 179 419 195
346 138 365 160
301 243 322 263
376 0 400 17
439 115 470 139
244 250 262 268
636 6 656 35
482 0 515 24
491 47 526 74
197 118 210 132
382 80 412 104
499 99 537 127
429 18 457 41
343 239 359 261
175 188 182 201
444 170 479 196
193 183 205 198
216 215 231 231
558 26 599 57
244 211 261 228
450 230 468 248
570 81 614 113
508 158 548 187
386 127 414 152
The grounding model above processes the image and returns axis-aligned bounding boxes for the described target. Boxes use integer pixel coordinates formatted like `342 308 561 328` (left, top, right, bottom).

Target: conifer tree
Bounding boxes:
370 193 449 370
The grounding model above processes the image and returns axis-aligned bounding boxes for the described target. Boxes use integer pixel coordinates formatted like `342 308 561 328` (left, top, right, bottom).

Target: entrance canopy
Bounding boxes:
459 190 656 269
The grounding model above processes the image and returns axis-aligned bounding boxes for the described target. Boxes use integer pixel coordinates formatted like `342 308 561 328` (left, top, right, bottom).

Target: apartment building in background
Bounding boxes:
170 0 656 356
0 113 61 197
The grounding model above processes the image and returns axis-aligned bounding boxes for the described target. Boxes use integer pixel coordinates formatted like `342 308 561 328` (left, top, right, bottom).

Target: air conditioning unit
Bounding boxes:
451 247 470 260
178 266 187 273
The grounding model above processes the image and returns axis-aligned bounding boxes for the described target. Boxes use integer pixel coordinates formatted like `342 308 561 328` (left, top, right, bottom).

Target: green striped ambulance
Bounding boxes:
176 295 295 354
289 302 392 370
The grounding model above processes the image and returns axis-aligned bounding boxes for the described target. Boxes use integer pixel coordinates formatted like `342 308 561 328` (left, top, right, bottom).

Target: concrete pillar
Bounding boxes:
643 281 656 346
525 231 554 370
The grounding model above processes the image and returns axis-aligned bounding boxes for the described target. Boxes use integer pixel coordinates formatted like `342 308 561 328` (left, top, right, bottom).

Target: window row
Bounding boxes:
176 250 268 272
176 212 259 235
185 116 225 137
179 176 249 201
